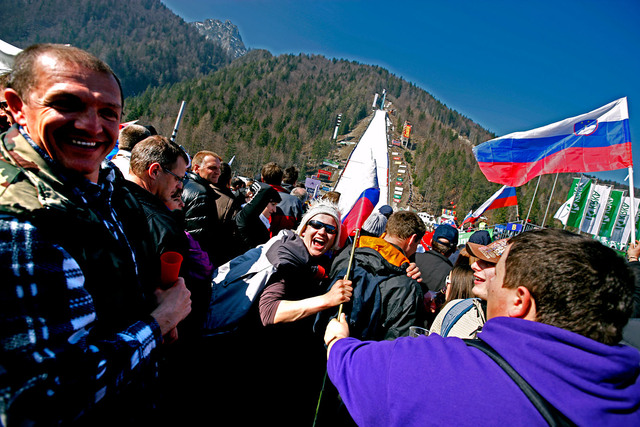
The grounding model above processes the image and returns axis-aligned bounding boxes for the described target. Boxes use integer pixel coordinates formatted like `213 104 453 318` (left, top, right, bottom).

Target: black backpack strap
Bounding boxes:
464 339 574 426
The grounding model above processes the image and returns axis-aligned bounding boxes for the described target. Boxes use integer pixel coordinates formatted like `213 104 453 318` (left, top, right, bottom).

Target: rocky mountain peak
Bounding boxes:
193 18 247 59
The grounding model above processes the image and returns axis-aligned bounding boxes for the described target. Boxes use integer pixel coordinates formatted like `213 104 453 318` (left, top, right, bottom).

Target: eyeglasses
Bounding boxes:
162 167 189 184
308 219 337 235
0 101 7 109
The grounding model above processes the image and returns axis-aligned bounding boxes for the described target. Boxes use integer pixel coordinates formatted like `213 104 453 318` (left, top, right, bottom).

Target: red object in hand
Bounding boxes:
160 251 183 288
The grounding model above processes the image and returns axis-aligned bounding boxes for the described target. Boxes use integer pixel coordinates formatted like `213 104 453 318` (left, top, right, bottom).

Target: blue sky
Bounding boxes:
162 0 640 185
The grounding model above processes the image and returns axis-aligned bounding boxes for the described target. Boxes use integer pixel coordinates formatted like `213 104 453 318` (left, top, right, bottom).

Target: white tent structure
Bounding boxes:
0 39 22 73
333 109 389 217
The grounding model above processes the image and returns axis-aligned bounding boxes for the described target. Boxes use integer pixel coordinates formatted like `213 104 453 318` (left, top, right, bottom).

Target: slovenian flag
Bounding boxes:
462 185 517 226
341 187 380 239
473 98 632 187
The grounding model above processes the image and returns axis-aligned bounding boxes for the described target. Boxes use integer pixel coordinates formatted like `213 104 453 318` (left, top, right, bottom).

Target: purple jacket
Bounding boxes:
327 317 640 426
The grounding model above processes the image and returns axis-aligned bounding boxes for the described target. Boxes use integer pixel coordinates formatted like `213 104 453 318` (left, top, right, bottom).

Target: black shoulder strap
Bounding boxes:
464 339 574 426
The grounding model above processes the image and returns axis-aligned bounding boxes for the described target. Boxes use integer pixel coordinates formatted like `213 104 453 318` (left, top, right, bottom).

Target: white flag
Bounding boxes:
611 197 640 243
554 194 575 226
0 39 22 73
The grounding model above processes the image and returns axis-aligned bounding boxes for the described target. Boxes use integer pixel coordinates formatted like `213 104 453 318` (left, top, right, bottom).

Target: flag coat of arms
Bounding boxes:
473 98 632 187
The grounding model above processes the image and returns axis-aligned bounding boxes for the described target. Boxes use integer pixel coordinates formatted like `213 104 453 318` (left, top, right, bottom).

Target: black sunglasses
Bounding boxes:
162 167 189 183
308 219 337 235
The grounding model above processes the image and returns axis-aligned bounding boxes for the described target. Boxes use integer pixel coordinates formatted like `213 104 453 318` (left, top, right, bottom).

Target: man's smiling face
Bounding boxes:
9 55 122 182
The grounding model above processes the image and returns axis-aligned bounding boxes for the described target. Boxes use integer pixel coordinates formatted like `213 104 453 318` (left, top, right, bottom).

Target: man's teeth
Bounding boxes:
71 140 98 147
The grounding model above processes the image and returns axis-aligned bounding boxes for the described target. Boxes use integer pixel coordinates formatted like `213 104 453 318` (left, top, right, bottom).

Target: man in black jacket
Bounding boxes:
323 211 428 341
128 136 209 333
182 150 226 267
414 224 459 293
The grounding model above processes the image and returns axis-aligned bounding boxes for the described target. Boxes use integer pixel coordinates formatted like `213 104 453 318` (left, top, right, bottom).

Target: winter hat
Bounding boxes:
296 199 342 250
362 212 388 237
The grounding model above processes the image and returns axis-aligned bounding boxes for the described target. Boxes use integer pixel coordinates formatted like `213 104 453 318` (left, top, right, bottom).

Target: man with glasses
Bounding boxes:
127 135 210 337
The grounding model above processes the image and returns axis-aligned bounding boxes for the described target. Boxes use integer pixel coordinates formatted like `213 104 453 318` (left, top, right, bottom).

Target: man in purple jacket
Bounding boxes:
324 228 640 426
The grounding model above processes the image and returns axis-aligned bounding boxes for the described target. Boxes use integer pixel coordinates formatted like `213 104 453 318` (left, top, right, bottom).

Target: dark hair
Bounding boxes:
218 162 232 186
118 124 151 151
231 177 245 189
445 265 474 305
385 211 426 241
505 228 634 345
261 162 283 185
432 239 455 257
283 166 298 185
9 43 123 106
129 135 189 176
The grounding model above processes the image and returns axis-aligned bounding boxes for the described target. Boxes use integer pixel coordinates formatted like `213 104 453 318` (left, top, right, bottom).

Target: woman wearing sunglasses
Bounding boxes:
232 198 353 424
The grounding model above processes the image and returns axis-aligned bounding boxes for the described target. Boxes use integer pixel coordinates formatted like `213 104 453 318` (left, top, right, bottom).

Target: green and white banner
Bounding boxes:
598 189 624 239
580 184 612 235
566 177 592 229
610 196 640 244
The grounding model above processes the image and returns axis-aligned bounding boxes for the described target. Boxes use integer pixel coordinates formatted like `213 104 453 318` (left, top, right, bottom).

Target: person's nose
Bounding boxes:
74 108 102 136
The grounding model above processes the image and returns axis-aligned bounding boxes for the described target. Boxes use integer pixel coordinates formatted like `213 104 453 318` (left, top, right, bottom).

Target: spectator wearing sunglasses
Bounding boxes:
219 199 353 424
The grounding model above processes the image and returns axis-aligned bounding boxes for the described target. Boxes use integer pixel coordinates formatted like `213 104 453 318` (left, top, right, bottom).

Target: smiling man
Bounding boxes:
0 44 192 425
323 228 640 426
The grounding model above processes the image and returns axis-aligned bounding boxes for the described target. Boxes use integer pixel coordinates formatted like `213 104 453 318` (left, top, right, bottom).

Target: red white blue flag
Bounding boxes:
461 185 517 226
473 98 632 187
341 187 380 238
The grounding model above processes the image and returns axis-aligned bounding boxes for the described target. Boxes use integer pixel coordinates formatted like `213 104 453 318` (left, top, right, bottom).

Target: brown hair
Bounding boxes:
9 43 123 105
385 211 426 241
129 135 189 176
505 228 634 345
261 161 283 185
445 265 474 305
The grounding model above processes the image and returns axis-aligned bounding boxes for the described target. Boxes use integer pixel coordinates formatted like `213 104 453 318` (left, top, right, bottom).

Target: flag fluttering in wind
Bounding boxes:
0 39 21 73
461 185 517 227
473 98 632 187
341 187 380 239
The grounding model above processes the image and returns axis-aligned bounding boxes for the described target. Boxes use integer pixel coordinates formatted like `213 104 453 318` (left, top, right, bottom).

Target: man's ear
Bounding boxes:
148 162 161 179
4 89 27 126
405 234 418 251
508 286 536 320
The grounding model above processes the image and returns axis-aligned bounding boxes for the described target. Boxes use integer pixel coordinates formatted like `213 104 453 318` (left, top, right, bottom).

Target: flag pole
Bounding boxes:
525 176 541 226
337 228 361 318
629 166 636 243
542 173 559 228
170 100 187 143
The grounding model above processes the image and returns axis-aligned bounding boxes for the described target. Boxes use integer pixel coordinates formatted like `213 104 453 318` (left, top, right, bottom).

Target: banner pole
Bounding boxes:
629 166 636 243
170 100 187 143
542 173 559 228
525 176 541 227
